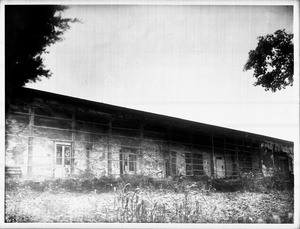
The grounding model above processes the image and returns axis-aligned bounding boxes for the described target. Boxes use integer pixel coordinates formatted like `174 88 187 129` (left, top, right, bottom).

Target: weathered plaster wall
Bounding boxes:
73 129 108 177
5 135 29 176
6 100 293 181
6 108 213 180
262 148 275 177
31 127 71 179
73 148 87 176
110 144 121 176
141 140 166 178
5 113 30 176
89 140 108 177
31 137 54 178
262 141 294 176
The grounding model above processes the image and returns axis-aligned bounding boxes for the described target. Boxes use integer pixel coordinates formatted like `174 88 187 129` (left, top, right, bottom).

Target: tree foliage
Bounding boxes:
5 5 77 100
244 30 293 92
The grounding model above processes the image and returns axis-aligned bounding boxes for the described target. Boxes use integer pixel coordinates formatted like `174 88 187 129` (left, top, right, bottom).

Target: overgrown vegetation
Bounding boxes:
5 175 213 193
5 173 293 194
5 175 294 223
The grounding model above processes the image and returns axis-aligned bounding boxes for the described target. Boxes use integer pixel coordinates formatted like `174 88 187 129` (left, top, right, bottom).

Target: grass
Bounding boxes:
5 183 294 223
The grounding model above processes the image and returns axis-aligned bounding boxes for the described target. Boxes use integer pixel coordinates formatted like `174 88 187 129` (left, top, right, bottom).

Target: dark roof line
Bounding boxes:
21 87 293 146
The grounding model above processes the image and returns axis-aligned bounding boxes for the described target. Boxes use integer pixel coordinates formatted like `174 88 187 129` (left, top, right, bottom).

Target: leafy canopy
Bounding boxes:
5 5 77 97
243 30 293 92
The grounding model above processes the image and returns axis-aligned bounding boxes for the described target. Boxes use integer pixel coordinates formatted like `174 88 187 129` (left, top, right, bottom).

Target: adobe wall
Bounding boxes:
73 133 108 177
140 140 167 178
5 112 30 177
6 100 293 181
5 109 213 180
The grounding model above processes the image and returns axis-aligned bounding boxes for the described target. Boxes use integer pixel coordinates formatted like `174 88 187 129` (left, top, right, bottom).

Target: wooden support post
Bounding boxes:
71 113 76 140
258 140 263 172
107 120 112 175
167 128 171 177
235 140 238 179
189 133 193 177
71 113 76 175
27 107 34 177
140 123 144 175
223 138 227 178
271 144 275 176
250 139 253 173
243 140 245 171
211 132 215 178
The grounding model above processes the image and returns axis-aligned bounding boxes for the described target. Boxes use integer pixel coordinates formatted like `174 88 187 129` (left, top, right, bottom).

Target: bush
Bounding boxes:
251 176 293 192
147 175 214 194
119 174 153 189
211 173 294 193
5 213 34 223
5 180 20 191
91 176 120 192
212 179 244 192
5 172 293 194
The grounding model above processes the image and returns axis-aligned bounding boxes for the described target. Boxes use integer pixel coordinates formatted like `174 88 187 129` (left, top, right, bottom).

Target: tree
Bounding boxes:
5 5 77 104
243 30 293 92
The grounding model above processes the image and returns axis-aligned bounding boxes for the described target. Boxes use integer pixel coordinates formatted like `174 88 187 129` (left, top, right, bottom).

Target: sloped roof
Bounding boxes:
13 87 293 147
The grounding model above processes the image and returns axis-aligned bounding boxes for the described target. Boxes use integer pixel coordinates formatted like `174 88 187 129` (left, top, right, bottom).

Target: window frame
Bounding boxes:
166 151 177 177
119 148 137 175
54 142 72 167
186 153 204 176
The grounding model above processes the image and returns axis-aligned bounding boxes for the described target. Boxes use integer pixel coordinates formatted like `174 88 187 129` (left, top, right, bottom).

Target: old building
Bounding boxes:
5 88 294 180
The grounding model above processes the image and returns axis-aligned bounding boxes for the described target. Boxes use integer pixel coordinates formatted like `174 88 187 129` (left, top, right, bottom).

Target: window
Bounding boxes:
129 154 137 172
237 145 253 172
186 153 204 176
166 151 177 177
55 143 72 166
54 142 73 178
120 148 137 174
56 145 63 165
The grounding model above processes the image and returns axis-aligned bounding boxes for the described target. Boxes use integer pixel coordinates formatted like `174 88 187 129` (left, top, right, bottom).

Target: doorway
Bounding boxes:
215 156 225 178
54 142 72 178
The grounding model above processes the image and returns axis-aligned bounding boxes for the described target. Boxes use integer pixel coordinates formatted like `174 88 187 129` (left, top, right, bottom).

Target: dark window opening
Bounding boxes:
186 153 204 177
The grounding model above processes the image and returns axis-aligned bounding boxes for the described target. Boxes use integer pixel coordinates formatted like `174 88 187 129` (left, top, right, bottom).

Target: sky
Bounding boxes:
26 4 298 143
